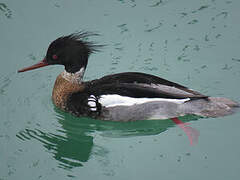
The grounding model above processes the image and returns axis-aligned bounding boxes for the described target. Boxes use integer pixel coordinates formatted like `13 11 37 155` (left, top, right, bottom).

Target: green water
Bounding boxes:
1 0 240 179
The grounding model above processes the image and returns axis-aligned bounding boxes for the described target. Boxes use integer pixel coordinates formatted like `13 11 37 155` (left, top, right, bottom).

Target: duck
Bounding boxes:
18 32 239 121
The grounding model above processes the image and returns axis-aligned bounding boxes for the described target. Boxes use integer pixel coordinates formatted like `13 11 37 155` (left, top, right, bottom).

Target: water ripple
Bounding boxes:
0 3 12 19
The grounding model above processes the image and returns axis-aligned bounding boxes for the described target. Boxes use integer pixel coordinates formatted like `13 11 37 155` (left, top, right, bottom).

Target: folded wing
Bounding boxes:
86 72 207 99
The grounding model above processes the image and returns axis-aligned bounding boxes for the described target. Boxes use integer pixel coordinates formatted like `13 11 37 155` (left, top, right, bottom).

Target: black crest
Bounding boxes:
55 32 101 53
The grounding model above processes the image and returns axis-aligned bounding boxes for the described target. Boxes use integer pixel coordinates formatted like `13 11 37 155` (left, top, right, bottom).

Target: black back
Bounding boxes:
85 72 207 99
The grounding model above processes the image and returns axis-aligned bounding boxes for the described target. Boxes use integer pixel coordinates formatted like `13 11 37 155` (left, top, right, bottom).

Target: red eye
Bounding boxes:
52 54 58 60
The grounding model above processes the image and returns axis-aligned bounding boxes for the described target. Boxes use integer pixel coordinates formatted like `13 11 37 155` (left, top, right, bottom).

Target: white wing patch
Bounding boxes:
99 94 190 107
88 95 97 111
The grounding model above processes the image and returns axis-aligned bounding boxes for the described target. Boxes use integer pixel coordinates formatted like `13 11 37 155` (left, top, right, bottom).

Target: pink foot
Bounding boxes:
171 117 200 146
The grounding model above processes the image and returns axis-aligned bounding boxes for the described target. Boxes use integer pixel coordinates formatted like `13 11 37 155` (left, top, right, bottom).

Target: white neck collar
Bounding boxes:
61 67 85 84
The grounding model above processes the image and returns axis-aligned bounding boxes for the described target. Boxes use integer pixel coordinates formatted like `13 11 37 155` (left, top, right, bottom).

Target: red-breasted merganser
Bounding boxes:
18 32 239 121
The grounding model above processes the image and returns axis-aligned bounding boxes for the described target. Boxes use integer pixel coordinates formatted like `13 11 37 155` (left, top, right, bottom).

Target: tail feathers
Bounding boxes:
208 97 239 108
181 97 239 118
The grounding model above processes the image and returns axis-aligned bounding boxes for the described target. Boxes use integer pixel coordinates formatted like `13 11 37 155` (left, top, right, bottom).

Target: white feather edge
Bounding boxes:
98 94 190 107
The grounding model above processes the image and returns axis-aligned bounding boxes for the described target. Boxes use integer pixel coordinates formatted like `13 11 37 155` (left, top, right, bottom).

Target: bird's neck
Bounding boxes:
61 67 85 84
52 70 85 110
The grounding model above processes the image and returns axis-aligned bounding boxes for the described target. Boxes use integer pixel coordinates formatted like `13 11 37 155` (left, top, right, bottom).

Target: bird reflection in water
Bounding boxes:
17 107 201 169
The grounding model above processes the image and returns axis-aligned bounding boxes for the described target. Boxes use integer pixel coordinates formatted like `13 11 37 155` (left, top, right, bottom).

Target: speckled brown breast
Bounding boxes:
52 74 85 110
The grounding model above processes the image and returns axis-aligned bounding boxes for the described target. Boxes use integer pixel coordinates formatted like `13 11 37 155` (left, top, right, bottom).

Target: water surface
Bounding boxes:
1 0 240 179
